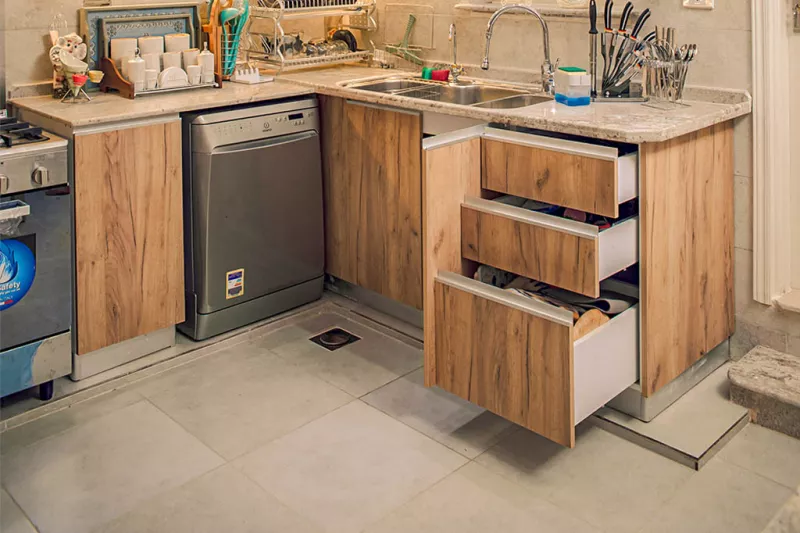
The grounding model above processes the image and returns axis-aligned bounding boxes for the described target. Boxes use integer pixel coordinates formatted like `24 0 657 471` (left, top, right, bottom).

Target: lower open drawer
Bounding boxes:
432 271 639 448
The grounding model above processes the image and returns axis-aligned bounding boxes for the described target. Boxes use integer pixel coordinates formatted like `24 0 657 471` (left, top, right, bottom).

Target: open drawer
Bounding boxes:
481 128 638 218
461 197 639 298
432 271 639 447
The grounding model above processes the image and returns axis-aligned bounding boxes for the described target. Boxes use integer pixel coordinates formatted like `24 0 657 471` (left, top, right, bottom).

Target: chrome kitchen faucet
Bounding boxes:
481 4 558 96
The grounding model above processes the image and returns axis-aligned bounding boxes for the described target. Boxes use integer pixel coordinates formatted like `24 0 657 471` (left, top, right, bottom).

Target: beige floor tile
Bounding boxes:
1 401 223 533
233 401 467 533
365 462 600 533
1 488 36 533
263 314 422 397
95 465 320 533
640 459 794 533
718 424 800 490
134 340 353 460
475 424 693 533
363 369 516 459
1 389 145 457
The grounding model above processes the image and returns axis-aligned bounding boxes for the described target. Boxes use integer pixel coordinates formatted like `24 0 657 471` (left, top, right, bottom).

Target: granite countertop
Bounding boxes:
11 65 751 143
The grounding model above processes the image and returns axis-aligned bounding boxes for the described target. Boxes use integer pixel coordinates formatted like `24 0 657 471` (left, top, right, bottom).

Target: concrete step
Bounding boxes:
729 346 800 439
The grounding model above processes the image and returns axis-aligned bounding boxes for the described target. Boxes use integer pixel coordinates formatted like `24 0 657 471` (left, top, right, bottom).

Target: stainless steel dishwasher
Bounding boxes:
180 98 324 340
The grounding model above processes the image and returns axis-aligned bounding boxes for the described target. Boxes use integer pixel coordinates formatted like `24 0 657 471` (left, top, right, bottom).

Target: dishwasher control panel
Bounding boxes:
191 102 319 153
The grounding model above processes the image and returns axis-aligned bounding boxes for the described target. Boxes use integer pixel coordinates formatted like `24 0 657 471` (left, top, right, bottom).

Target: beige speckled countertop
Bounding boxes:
11 65 751 143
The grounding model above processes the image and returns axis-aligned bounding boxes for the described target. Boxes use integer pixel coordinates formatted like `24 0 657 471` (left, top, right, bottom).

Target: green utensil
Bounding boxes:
385 14 423 65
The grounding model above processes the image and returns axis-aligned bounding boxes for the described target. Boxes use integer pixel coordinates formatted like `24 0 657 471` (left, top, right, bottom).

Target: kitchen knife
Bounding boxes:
608 7 651 85
601 0 614 82
589 0 598 97
606 1 631 85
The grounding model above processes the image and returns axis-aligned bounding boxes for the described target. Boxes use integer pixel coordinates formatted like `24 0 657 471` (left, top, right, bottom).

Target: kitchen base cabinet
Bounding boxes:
320 95 423 309
73 119 184 355
423 123 735 448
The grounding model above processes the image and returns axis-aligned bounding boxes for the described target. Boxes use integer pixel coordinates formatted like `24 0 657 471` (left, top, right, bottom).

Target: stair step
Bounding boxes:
729 346 800 439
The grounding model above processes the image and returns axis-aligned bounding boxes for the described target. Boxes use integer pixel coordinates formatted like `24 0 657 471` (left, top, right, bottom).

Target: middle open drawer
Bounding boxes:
461 197 639 298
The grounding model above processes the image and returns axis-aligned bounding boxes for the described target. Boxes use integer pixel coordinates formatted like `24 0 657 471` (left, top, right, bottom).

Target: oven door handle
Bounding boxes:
0 200 31 222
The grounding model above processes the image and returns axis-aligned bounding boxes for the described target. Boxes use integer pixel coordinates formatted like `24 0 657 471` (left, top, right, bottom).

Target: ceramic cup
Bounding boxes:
138 36 164 56
162 51 182 70
120 54 136 79
110 38 138 68
142 53 161 72
126 56 146 88
186 64 201 85
145 69 158 90
182 48 200 69
164 33 191 53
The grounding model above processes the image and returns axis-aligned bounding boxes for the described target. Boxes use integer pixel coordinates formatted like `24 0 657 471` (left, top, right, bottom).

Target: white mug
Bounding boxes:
126 56 146 86
138 36 164 56
162 51 182 70
186 64 201 85
145 69 158 90
142 53 161 72
164 33 191 53
182 48 200 69
110 38 138 68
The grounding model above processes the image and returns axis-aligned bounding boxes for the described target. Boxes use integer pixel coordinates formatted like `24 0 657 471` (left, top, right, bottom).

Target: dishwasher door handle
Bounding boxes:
209 131 319 155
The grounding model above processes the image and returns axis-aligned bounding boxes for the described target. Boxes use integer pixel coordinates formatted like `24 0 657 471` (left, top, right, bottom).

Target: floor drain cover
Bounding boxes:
310 328 361 351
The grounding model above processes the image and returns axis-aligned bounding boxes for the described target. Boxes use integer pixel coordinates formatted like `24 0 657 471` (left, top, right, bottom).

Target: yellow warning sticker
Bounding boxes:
226 268 244 300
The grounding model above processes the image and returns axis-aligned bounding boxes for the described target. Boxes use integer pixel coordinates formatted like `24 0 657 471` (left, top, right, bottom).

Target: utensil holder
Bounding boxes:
642 57 691 108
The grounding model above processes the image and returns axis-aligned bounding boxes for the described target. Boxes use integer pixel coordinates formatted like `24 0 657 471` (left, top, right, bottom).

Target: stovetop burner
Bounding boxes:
0 117 50 148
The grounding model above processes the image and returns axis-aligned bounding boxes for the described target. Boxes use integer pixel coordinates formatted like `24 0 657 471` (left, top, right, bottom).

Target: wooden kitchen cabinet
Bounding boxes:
73 119 184 354
320 95 423 309
423 122 734 447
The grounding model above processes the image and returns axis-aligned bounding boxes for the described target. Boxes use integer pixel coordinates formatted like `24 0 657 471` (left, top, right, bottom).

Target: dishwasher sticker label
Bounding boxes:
0 235 36 311
226 268 244 300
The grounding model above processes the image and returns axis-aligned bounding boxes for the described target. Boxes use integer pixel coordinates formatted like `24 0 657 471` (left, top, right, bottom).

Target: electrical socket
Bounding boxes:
683 0 714 9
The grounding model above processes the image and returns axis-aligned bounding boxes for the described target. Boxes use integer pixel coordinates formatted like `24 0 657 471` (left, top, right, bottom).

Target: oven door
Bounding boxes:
0 186 71 351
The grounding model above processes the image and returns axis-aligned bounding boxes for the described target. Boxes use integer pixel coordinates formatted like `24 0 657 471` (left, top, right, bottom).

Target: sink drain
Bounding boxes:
309 328 361 351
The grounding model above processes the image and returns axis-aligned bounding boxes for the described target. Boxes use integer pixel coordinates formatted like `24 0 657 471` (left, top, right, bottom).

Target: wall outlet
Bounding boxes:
683 0 714 9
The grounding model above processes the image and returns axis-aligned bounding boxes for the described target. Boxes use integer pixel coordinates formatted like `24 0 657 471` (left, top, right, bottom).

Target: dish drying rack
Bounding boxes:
245 0 376 72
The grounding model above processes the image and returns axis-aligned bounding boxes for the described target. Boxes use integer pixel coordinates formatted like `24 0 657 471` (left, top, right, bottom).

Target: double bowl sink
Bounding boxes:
344 77 552 109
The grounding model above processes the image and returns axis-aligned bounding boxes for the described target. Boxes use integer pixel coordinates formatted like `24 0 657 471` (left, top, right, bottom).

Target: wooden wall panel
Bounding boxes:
74 121 184 354
422 137 482 386
482 139 619 217
640 122 735 396
434 280 575 447
320 96 423 309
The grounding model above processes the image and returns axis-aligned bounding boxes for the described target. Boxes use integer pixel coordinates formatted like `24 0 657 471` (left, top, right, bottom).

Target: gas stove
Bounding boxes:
0 117 71 401
0 120 68 196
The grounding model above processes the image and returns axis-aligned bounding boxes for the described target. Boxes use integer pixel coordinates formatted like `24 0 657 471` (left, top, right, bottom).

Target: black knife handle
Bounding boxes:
590 0 598 34
604 0 613 30
631 8 651 38
619 2 634 31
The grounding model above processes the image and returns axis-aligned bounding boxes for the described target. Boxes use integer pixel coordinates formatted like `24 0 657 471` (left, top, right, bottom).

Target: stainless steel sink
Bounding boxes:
472 93 553 109
349 79 431 93
344 77 551 109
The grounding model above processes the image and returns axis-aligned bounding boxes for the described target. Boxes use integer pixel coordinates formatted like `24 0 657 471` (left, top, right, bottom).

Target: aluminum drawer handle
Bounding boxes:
0 200 31 222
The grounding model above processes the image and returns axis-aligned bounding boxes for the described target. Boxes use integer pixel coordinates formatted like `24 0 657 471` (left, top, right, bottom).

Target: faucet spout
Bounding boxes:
481 4 556 95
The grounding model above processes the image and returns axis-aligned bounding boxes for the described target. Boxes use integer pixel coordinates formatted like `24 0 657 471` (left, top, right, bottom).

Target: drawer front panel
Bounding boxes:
461 203 600 297
482 137 620 217
434 274 575 447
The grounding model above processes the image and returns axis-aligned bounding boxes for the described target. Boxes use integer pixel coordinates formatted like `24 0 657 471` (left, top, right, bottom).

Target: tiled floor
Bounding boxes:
1 305 799 533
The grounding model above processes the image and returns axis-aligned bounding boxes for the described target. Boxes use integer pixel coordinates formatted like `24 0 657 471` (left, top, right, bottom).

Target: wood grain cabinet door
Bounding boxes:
73 120 184 354
320 96 423 309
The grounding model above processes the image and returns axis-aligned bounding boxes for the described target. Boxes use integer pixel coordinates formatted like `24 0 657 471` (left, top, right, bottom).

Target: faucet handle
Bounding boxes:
449 23 456 41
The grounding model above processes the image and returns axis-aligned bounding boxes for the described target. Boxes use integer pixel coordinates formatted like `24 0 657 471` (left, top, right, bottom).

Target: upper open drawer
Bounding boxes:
481 128 639 218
